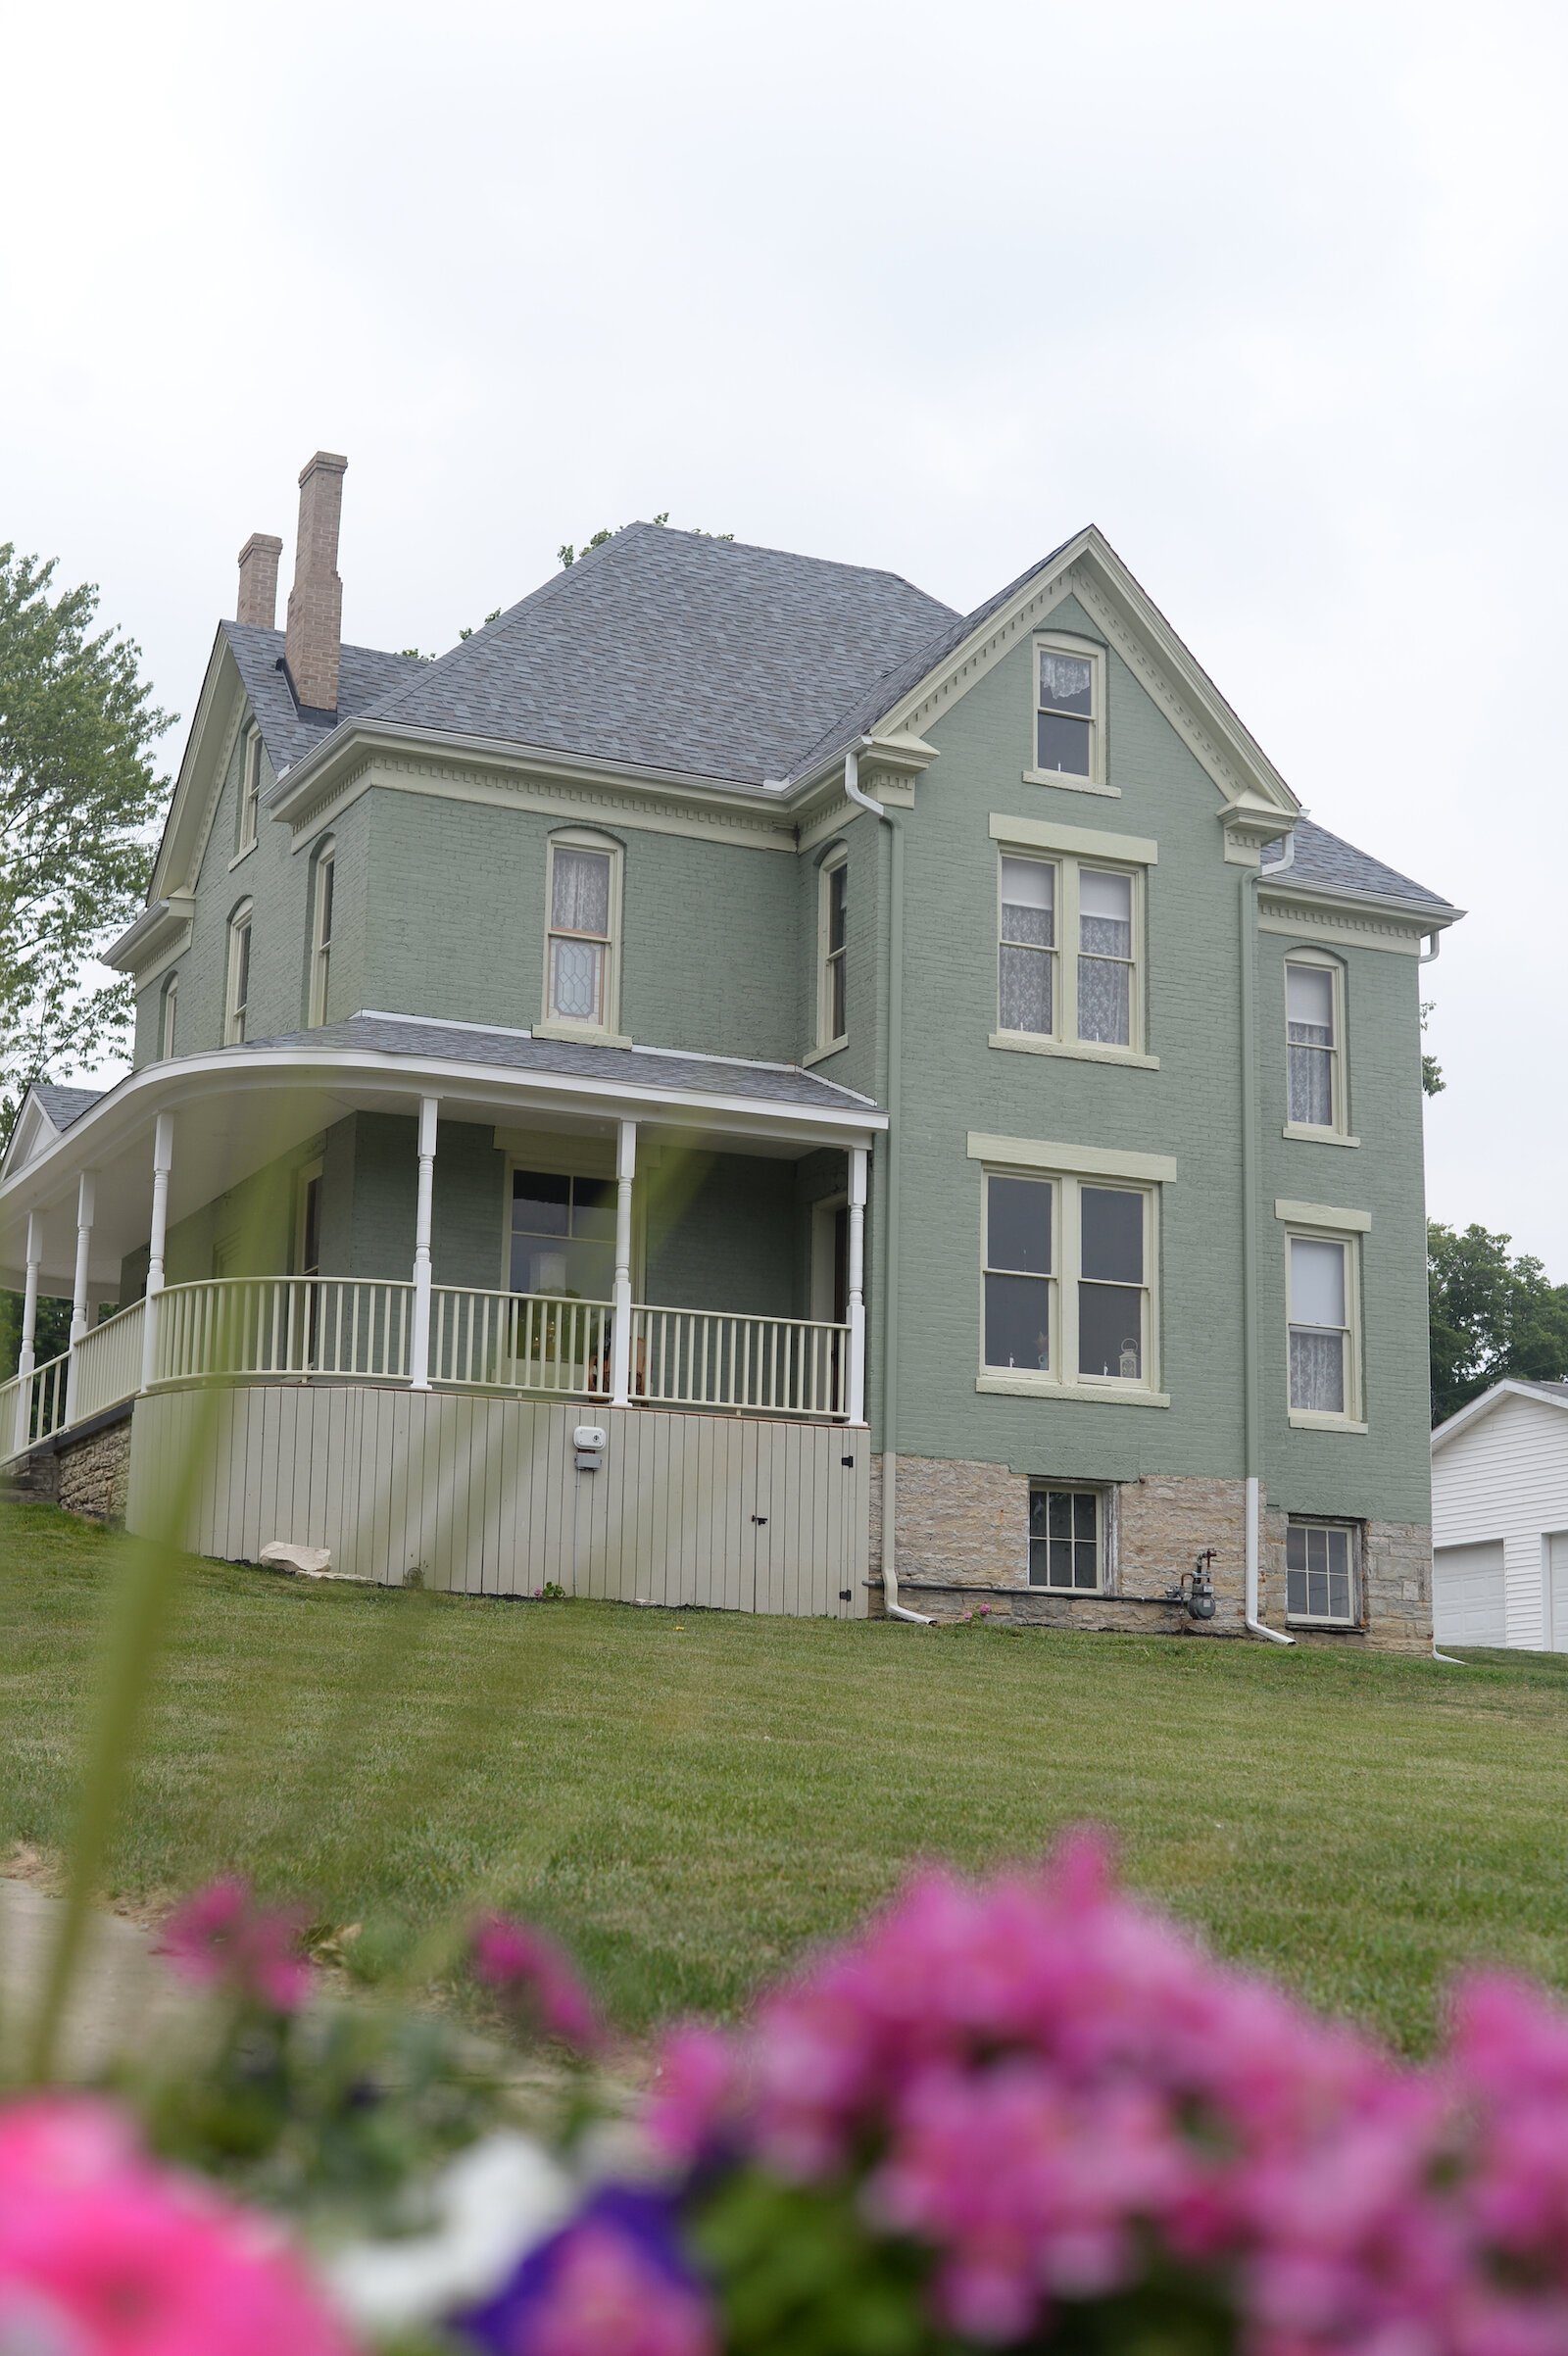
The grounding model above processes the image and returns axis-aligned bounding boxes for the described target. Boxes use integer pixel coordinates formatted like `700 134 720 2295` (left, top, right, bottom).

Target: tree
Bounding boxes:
1420 1000 1444 1097
0 546 170 1127
558 513 733 567
1428 1221 1568 1426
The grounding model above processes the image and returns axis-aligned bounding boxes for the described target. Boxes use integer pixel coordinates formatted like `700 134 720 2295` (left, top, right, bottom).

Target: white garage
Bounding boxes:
1432 1541 1505 1647
1431 1380 1568 1650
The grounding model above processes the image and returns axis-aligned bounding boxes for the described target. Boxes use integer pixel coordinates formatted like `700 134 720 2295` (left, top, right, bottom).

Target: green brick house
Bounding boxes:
0 452 1460 1639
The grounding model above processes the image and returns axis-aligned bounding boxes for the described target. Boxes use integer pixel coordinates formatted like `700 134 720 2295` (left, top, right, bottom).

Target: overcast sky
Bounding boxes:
4 1 1563 1263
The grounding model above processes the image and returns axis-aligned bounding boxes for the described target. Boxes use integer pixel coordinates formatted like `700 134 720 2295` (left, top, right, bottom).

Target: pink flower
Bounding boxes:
513 2222 716 2356
469 1913 602 2050
160 1878 312 2011
646 2027 738 2162
0 2095 356 2356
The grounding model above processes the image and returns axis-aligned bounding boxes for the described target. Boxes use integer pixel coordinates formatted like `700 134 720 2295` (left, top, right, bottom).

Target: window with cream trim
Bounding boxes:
981 1168 1156 1391
1286 1519 1358 1628
158 971 178 1060
1033 638 1102 782
235 726 262 857
817 848 849 1050
541 831 622 1037
1287 1230 1361 1422
1286 955 1346 1133
308 838 335 1028
997 852 1143 1052
224 902 253 1046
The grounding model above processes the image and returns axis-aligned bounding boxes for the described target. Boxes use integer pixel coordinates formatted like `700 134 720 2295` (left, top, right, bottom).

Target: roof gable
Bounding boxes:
1431 1379 1568 1451
1 1082 103 1182
351 522 958 787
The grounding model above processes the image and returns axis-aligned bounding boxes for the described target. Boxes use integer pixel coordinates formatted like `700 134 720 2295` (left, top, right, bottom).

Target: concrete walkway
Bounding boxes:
0 1876 175 2077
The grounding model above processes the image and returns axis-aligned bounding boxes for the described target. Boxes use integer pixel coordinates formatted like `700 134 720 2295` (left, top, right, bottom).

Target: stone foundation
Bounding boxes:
872 1452 1433 1647
52 1412 133 1526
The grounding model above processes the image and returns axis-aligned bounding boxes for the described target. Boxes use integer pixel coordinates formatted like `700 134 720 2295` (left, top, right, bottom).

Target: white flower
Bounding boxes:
323 2131 574 2332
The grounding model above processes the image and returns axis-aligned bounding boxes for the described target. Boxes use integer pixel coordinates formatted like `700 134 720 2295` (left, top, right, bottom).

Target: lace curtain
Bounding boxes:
1289 1328 1345 1413
552 849 611 935
1288 1032 1333 1125
1000 860 1054 1034
1078 873 1131 1046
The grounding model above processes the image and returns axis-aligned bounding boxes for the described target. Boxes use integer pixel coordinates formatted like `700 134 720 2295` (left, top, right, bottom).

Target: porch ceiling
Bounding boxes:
0 1035 884 1296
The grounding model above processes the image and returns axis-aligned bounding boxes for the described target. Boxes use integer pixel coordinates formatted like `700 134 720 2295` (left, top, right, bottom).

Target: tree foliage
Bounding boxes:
1420 999 1444 1097
559 512 733 566
0 546 170 1123
1429 1220 1568 1426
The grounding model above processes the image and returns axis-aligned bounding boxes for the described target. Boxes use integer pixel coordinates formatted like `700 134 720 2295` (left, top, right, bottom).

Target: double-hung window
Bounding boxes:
1286 1519 1358 1627
235 727 262 859
992 824 1152 1058
977 1153 1163 1399
510 1169 616 1299
1285 1227 1362 1424
308 839 335 1027
542 833 622 1038
158 971 178 1060
1286 957 1346 1135
818 852 849 1049
224 903 253 1046
1033 640 1102 782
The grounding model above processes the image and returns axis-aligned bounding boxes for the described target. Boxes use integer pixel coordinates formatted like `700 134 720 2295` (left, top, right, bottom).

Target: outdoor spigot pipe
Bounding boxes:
845 742 930 1627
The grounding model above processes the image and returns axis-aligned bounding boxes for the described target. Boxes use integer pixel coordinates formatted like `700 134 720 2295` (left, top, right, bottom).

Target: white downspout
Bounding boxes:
1417 927 1458 1657
1239 862 1293 1644
846 743 931 1626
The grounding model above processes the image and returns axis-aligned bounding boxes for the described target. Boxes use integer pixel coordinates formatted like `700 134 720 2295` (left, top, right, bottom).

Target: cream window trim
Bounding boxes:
992 835 1150 1057
1284 1225 1364 1426
307 838 335 1029
969 1133 1177 1186
977 1158 1163 1399
223 901 253 1048
158 971 179 1061
1032 630 1107 790
1021 767 1121 799
1285 1517 1361 1625
542 828 624 1041
815 845 850 1055
1274 1199 1371 1233
991 1032 1159 1071
1284 1123 1360 1148
1284 949 1350 1142
977 1373 1171 1408
235 726 263 859
802 1040 848 1069
989 813 1156 865
292 1158 324 1277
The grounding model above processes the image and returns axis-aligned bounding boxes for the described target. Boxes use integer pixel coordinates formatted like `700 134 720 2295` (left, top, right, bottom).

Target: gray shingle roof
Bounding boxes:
33 1083 103 1131
1262 817 1455 914
352 523 957 787
237 1013 884 1116
223 624 425 776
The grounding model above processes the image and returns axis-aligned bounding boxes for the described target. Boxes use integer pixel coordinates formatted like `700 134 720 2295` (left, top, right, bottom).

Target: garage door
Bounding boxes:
1433 1541 1506 1646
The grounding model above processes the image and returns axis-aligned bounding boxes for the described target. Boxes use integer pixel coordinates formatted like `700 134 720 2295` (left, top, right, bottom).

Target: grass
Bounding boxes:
4 1502 1568 2054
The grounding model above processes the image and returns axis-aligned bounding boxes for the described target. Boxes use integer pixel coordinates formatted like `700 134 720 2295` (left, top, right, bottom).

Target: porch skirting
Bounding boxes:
126 1385 869 1617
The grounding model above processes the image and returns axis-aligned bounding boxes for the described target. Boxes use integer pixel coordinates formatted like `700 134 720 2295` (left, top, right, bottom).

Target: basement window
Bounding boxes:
1028 1484 1105 1590
1286 1518 1358 1627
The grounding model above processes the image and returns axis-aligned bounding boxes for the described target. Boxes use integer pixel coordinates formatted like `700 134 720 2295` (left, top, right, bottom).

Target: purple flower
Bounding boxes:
455 2184 714 2356
159 1879 312 2012
469 1914 602 2051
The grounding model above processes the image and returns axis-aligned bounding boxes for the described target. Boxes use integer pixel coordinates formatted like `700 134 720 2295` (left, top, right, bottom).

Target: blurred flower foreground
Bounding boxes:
7 1831 1568 2355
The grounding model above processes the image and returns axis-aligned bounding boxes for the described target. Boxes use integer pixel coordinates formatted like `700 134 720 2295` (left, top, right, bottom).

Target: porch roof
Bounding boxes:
0 1019 884 1297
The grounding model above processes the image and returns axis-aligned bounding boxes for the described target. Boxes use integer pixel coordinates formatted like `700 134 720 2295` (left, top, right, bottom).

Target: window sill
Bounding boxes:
1288 1411 1368 1434
1021 767 1120 799
990 1031 1158 1070
977 1373 1170 1409
802 1038 848 1068
1283 1123 1360 1148
227 843 257 871
533 1018 634 1050
1285 1618 1362 1635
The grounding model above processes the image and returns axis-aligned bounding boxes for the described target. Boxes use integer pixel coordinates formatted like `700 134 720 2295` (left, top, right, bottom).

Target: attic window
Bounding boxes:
235 726 263 857
1031 636 1105 788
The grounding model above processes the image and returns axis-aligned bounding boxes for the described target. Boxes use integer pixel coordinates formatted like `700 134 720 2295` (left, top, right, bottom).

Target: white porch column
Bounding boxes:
847 1146 868 1425
140 1111 174 1393
63 1172 96 1425
610 1118 637 1407
14 1212 42 1455
409 1096 439 1391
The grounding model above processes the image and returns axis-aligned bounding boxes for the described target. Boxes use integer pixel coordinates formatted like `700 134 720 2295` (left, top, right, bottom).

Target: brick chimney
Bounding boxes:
283 451 348 713
235 532 283 629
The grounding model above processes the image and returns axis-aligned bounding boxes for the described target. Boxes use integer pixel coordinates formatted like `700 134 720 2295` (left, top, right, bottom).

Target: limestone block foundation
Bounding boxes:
33 1414 133 1526
872 1452 1432 1647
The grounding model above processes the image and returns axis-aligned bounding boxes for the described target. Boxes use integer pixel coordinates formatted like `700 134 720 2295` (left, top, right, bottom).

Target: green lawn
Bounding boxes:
3 1501 1566 2054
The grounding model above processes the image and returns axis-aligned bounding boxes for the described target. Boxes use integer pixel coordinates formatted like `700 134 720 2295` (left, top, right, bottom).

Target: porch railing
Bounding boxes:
155 1278 414 1385
1 1280 854 1468
631 1304 849 1420
431 1286 612 1398
72 1301 146 1423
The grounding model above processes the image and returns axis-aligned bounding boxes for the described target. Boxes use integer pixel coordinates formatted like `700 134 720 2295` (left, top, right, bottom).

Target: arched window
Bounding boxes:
816 844 849 1052
541 830 623 1039
308 837 335 1027
159 970 178 1060
224 901 254 1045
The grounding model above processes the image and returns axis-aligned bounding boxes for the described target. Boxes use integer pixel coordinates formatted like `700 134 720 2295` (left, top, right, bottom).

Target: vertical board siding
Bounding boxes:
127 1387 869 1618
1431 1394 1568 1649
